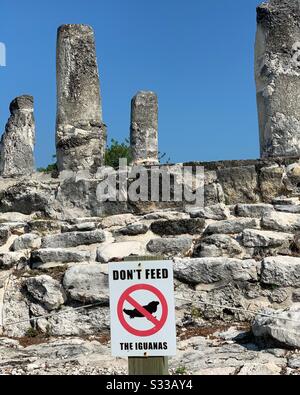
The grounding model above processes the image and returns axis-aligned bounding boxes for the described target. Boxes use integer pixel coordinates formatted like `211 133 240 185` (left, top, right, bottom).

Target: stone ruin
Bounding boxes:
0 95 35 178
255 0 300 158
0 24 160 176
0 1 300 375
130 91 159 165
56 24 106 173
2 0 300 177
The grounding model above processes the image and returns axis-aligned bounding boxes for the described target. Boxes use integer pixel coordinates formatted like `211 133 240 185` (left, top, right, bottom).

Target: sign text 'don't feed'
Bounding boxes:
109 261 176 357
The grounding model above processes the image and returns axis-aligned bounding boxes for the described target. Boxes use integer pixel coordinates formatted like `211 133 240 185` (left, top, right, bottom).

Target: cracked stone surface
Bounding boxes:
0 326 299 375
0 96 35 178
255 0 300 158
56 24 106 172
130 91 159 165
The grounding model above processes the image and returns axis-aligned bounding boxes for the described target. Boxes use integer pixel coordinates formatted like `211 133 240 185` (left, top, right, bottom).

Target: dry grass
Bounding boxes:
177 322 251 341
12 265 67 282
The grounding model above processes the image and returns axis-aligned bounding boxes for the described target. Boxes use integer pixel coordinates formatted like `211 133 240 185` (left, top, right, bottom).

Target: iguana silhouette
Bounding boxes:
123 301 160 319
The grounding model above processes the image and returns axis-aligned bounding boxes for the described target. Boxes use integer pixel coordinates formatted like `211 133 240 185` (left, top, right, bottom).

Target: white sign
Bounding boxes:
109 260 177 357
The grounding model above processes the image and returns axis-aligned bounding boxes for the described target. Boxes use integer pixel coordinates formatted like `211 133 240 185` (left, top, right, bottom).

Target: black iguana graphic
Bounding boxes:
123 301 160 319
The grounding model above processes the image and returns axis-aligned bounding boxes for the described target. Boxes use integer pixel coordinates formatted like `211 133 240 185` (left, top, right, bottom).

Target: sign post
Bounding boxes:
109 258 176 375
128 356 169 375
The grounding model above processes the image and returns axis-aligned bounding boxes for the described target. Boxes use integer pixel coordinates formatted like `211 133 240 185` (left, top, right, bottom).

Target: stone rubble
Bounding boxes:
262 211 300 232
10 234 41 252
0 158 300 219
188 204 230 220
31 248 91 267
205 218 260 235
260 256 300 288
96 241 146 263
173 257 258 285
194 234 244 258
25 275 66 311
0 252 29 270
0 201 299 342
252 307 300 349
0 327 299 375
41 230 106 249
151 219 205 236
242 229 293 248
236 204 275 218
63 264 109 304
147 237 193 257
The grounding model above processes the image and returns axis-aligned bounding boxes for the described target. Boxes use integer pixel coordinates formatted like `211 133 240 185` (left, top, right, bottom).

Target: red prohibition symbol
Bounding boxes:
117 284 168 337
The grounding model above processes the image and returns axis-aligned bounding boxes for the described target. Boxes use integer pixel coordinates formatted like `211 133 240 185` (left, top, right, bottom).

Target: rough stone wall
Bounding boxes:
0 197 299 339
0 157 300 219
255 0 300 158
0 156 299 339
56 24 106 172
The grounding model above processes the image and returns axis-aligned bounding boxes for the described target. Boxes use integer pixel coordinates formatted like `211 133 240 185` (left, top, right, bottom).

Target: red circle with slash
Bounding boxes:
117 284 168 337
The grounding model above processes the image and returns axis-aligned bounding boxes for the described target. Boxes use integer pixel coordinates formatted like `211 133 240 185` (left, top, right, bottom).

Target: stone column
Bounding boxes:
0 96 35 177
130 91 159 165
255 0 300 158
56 24 106 172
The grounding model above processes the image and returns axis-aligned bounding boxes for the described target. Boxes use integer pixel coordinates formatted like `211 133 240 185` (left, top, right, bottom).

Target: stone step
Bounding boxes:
31 248 92 268
41 230 106 249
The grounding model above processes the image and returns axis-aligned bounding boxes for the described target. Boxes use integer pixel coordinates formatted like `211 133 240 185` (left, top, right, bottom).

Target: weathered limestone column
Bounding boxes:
255 0 300 158
56 24 106 172
130 91 159 165
0 96 35 177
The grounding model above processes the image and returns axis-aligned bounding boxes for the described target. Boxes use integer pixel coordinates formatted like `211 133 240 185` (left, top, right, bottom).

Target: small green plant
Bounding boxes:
261 283 280 291
191 306 202 319
269 284 280 291
37 163 58 173
37 155 58 174
175 366 188 375
45 325 52 338
37 143 170 173
105 139 133 169
25 327 40 338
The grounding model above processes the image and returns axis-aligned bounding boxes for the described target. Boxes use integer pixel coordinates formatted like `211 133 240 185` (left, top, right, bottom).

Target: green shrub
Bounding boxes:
105 139 133 169
37 155 58 174
37 142 170 174
37 163 58 174
175 366 188 375
25 327 39 338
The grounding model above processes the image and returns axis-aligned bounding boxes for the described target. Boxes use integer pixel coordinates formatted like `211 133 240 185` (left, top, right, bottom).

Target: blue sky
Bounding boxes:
0 0 262 168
